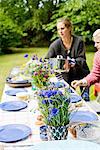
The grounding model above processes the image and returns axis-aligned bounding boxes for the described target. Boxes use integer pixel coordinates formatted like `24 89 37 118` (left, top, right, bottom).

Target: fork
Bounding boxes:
55 73 63 81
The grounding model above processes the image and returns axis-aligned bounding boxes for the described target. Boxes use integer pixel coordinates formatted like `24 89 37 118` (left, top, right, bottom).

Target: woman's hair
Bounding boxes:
57 17 72 29
93 29 100 39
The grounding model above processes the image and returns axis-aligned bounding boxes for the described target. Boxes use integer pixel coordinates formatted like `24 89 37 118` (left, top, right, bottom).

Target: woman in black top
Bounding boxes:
45 17 90 101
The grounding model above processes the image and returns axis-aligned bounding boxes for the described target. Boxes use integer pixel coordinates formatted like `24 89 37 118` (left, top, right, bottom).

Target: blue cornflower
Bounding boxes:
41 90 52 98
47 115 52 122
42 99 52 105
50 108 59 117
67 88 74 93
24 54 28 58
48 62 53 69
48 99 53 104
52 90 57 95
40 58 42 62
65 98 70 103
42 100 47 104
39 90 62 98
57 90 62 95
47 91 53 98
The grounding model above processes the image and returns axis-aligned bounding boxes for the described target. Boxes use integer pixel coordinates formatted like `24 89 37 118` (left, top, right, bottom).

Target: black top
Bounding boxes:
45 35 90 84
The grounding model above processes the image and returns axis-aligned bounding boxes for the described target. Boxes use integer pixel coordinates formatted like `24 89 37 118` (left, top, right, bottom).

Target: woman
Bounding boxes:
45 17 90 101
71 29 100 89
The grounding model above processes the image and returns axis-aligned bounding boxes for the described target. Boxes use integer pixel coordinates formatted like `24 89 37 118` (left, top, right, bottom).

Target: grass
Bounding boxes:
0 47 48 99
0 47 96 100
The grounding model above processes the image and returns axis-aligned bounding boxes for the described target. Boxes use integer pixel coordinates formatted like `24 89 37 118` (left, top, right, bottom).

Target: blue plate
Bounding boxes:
0 124 32 142
5 88 27 96
67 88 74 93
69 111 98 123
53 82 65 88
0 101 28 111
70 94 82 103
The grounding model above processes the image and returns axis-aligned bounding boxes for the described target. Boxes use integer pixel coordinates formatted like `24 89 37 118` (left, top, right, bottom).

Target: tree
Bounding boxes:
0 9 24 53
44 0 100 42
0 0 67 47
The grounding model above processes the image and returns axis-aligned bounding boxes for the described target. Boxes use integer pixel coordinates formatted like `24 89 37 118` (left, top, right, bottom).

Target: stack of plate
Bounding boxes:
6 77 31 88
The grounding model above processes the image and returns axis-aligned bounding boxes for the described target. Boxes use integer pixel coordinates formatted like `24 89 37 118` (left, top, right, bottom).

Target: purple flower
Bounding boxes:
50 70 54 74
36 56 38 60
44 74 49 79
49 62 53 69
24 54 28 58
40 58 42 62
32 56 35 60
34 72 38 76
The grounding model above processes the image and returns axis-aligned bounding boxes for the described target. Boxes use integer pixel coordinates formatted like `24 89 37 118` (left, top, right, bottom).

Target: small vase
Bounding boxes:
47 125 68 140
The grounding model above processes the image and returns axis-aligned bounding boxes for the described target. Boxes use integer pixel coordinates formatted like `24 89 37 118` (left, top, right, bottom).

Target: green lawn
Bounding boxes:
0 47 96 100
0 47 48 99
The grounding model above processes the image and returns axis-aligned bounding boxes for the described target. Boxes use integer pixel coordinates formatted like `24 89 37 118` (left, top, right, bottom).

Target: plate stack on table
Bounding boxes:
6 66 31 88
6 77 31 88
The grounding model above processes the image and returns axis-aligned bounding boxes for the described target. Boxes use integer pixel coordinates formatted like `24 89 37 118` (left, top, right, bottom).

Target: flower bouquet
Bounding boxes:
38 89 70 126
38 89 71 140
23 54 54 89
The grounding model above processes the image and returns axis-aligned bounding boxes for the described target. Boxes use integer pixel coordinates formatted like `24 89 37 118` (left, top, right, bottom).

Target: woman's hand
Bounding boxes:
63 59 71 72
71 79 88 89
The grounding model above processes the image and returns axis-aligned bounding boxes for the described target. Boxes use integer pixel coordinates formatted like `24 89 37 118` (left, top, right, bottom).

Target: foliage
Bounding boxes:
44 0 100 41
0 0 66 48
38 89 70 126
0 9 24 52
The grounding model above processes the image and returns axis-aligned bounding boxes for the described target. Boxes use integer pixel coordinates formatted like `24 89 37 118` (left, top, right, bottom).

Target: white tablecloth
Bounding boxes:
0 78 100 149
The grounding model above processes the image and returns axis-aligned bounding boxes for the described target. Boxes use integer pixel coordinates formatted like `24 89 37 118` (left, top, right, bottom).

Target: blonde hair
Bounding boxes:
57 17 72 29
93 29 100 39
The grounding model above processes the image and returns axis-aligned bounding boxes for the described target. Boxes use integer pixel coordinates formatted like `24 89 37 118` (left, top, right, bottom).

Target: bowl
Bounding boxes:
16 92 29 101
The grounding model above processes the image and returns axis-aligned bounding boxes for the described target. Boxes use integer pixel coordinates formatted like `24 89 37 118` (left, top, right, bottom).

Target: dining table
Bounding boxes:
0 76 100 150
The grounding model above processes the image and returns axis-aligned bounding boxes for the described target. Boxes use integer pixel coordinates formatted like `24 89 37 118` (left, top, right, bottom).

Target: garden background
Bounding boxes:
0 0 99 100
